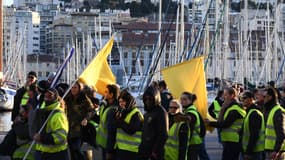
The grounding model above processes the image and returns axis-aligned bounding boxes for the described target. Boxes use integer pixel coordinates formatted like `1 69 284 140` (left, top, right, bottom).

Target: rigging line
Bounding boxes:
275 32 285 82
185 0 214 60
126 37 146 87
204 2 226 70
138 0 176 92
111 25 129 82
145 14 177 88
256 4 279 84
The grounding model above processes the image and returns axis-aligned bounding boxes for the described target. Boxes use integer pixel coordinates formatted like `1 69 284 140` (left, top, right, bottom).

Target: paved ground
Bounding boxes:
0 130 222 160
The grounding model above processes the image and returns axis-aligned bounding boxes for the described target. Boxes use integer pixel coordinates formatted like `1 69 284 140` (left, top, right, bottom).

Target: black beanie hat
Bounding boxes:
28 71 37 78
37 80 49 94
46 88 59 99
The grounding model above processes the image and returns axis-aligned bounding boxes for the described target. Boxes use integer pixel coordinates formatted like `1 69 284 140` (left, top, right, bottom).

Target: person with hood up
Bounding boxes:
138 85 168 160
115 89 144 160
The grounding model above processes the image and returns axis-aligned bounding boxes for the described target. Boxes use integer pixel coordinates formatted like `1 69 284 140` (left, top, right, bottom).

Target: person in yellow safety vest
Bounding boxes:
164 99 190 160
115 89 144 160
208 90 224 119
12 104 35 160
206 87 246 160
208 90 224 145
263 87 285 160
12 71 37 121
96 84 120 160
33 88 69 160
240 91 265 160
180 92 205 160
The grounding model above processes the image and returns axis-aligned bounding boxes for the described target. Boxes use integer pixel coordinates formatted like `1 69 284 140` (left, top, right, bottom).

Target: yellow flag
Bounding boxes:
79 36 116 95
161 56 208 118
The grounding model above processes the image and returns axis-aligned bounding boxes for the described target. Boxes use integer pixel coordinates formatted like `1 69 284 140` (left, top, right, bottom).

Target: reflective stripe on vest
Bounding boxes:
213 100 221 118
221 105 246 143
265 105 285 151
96 105 114 148
242 109 265 152
116 107 143 153
184 105 202 145
13 142 35 160
21 92 29 105
164 122 190 160
35 102 68 153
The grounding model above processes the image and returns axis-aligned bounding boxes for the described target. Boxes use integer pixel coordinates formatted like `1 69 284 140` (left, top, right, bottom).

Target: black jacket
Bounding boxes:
12 87 26 121
242 104 263 154
209 101 244 134
264 101 285 152
208 97 223 119
138 106 168 160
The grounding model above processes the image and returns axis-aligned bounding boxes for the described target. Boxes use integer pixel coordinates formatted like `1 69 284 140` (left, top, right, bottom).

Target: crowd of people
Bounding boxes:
0 70 284 160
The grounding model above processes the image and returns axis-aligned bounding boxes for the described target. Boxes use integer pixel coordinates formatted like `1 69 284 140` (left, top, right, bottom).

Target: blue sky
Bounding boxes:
4 0 13 6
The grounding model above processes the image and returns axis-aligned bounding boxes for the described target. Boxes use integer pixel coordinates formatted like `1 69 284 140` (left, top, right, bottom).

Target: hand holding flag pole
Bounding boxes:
22 35 116 160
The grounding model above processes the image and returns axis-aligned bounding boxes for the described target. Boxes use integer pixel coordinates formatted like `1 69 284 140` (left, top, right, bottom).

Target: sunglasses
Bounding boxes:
169 106 179 109
27 76 35 79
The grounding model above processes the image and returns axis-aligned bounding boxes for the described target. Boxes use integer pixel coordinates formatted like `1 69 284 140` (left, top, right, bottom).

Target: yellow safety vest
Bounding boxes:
221 104 246 142
35 102 69 153
213 100 221 118
184 105 202 145
21 92 29 105
96 105 115 148
265 105 285 151
164 122 190 160
242 109 265 152
13 142 35 160
116 107 143 153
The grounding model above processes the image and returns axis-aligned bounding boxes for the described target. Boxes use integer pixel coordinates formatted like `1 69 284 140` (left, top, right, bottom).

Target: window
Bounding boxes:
132 52 136 58
124 52 128 58
46 72 50 77
46 63 50 67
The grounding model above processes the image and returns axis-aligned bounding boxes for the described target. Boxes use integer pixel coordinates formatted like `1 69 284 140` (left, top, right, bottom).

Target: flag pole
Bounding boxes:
23 34 115 160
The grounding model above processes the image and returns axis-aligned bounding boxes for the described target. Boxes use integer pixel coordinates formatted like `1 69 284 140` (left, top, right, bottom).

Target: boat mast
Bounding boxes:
244 0 248 85
0 0 3 74
222 0 229 80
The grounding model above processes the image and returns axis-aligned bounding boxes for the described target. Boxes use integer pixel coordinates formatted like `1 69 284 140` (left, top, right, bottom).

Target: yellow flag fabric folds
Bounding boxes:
79 36 116 95
161 56 208 118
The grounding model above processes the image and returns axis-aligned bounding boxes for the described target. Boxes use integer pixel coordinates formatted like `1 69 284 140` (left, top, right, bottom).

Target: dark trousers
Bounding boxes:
68 137 84 160
116 149 138 160
242 151 263 160
35 149 70 160
199 139 210 160
188 144 201 160
0 129 17 156
222 142 241 160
